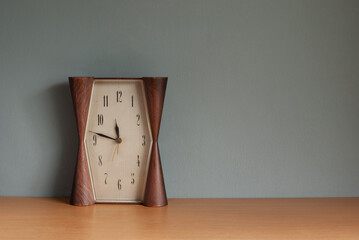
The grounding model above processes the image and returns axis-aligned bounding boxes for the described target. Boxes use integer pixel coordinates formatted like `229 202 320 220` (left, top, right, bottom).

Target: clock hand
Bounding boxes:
115 119 120 139
111 144 117 161
89 131 117 141
111 144 120 161
114 119 123 144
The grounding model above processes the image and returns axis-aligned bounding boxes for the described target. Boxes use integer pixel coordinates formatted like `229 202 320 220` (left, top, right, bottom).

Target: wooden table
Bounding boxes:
0 197 358 239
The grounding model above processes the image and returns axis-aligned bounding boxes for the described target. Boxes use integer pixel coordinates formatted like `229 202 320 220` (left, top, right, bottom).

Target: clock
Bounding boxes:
69 77 168 207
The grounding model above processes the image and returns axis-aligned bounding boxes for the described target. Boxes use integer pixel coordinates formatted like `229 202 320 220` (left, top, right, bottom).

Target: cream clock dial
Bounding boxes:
85 79 153 203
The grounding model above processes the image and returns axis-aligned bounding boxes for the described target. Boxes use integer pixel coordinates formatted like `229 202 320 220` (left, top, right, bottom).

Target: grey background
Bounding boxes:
1 0 359 198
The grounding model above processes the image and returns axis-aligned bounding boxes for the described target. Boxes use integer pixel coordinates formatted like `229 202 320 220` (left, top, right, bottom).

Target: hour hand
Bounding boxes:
115 119 120 138
89 131 116 141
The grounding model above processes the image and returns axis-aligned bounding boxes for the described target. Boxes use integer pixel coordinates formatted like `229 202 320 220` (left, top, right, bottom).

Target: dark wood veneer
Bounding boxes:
69 77 168 207
143 77 168 207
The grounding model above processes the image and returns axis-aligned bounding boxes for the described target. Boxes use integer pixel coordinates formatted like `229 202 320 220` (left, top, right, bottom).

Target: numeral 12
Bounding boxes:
117 91 122 103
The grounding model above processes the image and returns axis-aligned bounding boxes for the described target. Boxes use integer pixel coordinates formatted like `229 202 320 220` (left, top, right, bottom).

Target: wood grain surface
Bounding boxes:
143 77 168 207
1 197 358 240
69 77 95 206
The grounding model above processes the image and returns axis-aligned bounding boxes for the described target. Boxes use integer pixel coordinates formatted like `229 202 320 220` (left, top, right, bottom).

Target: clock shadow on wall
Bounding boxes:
47 82 78 198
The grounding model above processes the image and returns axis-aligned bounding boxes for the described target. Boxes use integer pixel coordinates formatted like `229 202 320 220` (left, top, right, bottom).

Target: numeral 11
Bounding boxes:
103 95 108 107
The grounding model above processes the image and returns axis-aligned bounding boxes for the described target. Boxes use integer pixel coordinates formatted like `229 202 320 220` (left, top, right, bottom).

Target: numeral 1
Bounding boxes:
131 95 134 107
137 155 140 167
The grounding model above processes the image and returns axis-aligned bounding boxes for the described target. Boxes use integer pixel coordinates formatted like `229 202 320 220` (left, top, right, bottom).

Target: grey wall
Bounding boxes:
1 0 359 198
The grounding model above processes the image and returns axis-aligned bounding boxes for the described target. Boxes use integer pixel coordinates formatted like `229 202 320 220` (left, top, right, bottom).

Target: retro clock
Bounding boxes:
69 77 168 207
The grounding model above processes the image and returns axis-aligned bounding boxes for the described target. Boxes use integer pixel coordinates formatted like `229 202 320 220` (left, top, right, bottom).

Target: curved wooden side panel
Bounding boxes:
143 77 168 207
69 77 95 206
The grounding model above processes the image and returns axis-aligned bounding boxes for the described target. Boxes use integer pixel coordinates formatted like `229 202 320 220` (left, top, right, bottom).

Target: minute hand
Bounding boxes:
90 131 116 141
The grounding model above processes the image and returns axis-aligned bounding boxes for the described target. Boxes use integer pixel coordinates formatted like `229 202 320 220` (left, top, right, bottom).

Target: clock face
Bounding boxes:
84 79 153 203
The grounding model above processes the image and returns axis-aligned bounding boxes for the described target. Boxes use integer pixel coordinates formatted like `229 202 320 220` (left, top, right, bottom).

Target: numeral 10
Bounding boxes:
98 114 104 125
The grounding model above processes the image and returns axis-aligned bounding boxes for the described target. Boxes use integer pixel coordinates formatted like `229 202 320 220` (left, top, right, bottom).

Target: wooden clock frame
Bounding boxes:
69 77 168 207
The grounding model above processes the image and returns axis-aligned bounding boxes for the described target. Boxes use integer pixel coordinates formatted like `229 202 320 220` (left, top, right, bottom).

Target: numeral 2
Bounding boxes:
136 114 140 126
